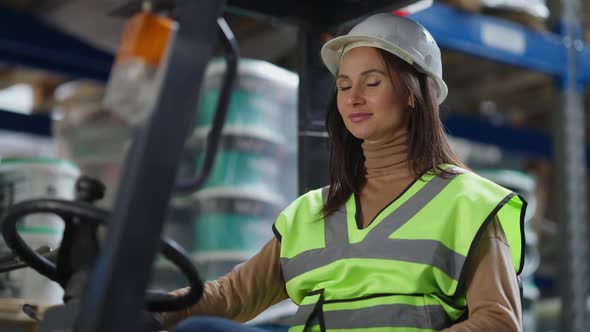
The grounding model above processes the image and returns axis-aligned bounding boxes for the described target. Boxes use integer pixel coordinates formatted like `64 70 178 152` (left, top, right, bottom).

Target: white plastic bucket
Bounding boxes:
0 158 80 304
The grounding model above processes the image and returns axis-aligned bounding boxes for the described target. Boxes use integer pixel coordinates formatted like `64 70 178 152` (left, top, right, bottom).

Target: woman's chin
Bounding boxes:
347 127 373 140
349 132 369 140
350 130 379 141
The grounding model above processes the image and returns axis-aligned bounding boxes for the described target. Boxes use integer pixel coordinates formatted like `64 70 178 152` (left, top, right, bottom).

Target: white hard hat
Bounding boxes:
321 13 448 105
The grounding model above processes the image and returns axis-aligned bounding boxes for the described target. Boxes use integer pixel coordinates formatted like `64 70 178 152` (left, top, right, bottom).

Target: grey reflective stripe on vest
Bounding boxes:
322 187 350 248
282 172 462 282
293 302 451 330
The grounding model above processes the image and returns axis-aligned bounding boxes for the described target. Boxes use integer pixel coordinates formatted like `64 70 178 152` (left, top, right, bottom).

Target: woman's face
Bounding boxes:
336 47 408 142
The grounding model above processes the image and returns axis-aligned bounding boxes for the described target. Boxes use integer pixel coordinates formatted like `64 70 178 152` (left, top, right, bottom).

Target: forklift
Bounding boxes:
0 1 450 331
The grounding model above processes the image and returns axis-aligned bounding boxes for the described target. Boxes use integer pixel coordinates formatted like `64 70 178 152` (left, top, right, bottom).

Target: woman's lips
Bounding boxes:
349 112 372 123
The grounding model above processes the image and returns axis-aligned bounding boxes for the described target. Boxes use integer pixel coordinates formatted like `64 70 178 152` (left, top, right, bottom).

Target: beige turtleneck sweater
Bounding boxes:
162 131 522 331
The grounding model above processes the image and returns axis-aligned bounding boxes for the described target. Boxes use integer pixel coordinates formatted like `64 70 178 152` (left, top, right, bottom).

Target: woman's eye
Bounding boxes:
367 81 381 87
338 86 351 91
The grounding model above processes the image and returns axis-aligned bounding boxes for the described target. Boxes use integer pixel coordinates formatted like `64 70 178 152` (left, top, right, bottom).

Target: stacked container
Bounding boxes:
173 58 298 281
0 158 80 305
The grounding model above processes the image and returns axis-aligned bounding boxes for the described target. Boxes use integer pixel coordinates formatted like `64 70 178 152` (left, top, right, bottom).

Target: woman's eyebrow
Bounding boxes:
336 69 387 79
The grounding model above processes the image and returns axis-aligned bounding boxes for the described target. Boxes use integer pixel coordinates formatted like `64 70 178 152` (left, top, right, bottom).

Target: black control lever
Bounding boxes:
174 16 239 193
0 246 57 273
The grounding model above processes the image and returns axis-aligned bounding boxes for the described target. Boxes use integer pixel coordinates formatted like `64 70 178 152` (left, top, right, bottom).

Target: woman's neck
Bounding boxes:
362 130 412 181
357 129 414 228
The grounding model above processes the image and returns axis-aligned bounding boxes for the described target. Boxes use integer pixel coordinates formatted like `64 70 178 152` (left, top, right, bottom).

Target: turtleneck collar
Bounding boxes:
362 129 412 181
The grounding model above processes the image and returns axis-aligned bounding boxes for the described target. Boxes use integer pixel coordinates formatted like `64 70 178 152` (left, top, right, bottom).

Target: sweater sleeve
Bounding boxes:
161 237 289 329
442 218 522 332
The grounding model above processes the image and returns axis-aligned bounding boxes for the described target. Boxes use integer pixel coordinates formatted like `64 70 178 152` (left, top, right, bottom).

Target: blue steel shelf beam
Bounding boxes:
0 110 51 137
0 110 51 136
0 6 113 81
410 3 590 84
443 113 590 166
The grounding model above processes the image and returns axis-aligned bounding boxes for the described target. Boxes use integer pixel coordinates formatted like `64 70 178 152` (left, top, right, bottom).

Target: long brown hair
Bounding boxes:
322 48 466 217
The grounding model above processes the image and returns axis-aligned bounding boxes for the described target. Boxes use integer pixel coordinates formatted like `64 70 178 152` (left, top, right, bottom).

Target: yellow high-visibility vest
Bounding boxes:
274 167 526 332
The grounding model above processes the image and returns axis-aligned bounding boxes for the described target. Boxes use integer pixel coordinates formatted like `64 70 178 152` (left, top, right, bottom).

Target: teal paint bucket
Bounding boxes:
197 90 285 136
201 58 298 105
197 58 298 142
189 128 285 192
190 187 284 265
189 58 299 203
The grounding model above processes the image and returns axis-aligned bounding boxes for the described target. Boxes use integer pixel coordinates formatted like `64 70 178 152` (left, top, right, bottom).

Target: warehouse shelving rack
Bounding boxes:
410 4 588 331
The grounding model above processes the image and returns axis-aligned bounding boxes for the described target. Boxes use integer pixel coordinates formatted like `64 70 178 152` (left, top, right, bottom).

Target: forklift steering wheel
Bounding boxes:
1 198 203 312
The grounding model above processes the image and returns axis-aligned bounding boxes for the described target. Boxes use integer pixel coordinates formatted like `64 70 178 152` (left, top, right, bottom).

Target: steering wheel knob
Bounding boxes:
75 176 106 203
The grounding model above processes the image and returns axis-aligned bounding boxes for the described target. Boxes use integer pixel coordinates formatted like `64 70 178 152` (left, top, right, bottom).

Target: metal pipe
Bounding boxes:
556 0 588 330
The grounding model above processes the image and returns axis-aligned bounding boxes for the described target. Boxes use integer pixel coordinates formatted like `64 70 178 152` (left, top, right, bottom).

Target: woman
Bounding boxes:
163 13 525 332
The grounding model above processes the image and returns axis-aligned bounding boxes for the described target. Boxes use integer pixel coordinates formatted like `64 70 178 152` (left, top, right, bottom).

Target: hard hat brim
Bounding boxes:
321 35 448 105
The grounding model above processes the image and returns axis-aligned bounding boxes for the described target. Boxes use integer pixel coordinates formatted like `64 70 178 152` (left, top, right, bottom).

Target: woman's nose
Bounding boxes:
346 86 365 106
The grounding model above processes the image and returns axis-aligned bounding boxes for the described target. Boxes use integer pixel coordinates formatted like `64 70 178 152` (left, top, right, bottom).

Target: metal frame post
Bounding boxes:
76 1 225 331
296 28 334 193
556 0 588 330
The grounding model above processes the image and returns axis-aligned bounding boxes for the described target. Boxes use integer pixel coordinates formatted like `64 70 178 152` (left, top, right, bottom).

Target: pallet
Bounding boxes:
0 298 52 332
483 8 547 32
